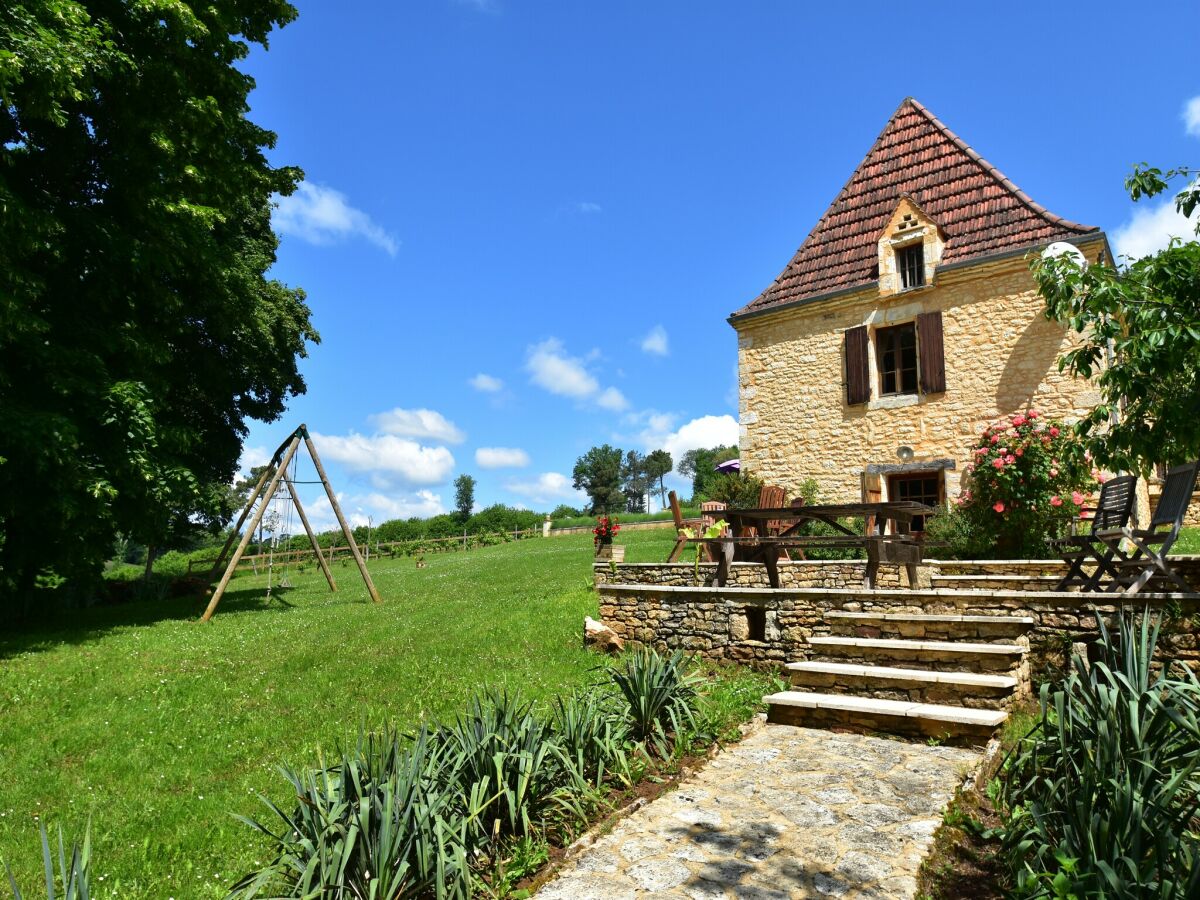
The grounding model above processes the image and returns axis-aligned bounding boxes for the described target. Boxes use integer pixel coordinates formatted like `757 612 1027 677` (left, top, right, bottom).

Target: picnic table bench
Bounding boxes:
687 501 933 590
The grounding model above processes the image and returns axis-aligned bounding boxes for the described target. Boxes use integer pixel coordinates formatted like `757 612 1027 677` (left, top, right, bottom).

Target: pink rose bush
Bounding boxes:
930 410 1095 557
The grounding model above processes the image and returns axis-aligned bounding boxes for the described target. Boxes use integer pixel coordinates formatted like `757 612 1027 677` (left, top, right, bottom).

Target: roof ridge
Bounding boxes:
904 98 1094 233
734 98 1100 320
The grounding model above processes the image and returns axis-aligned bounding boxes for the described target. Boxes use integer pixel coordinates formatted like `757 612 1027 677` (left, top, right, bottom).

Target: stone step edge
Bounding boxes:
764 690 1008 727
785 661 1018 690
808 636 1028 655
825 612 1034 625
594 583 1200 600
931 574 1059 582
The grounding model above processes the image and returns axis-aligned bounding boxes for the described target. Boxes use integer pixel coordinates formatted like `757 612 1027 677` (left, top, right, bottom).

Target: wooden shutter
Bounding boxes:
844 326 870 405
917 311 946 394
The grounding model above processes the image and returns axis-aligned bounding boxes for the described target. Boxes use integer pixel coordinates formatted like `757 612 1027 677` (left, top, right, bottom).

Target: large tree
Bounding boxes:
572 444 625 514
453 474 476 523
643 449 673 509
0 1 317 610
1035 164 1200 474
678 444 738 500
621 450 649 513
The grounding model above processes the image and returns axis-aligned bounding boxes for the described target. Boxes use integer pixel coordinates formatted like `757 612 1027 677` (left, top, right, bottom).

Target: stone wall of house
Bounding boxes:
596 582 1200 678
734 240 1107 502
1148 481 1200 529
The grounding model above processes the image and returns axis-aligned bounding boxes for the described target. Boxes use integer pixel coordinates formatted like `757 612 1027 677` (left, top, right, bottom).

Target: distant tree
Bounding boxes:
1035 163 1200 473
621 450 650 513
0 1 316 611
453 474 476 523
678 445 738 500
549 504 583 519
572 445 625 514
643 449 673 509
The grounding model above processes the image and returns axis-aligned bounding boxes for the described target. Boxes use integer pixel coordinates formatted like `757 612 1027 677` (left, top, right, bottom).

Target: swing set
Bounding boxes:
200 424 382 622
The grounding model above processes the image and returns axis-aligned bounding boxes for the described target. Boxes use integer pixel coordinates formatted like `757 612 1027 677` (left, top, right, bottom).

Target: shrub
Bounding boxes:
706 472 763 508
999 608 1200 898
229 727 472 899
923 504 993 559
552 690 632 788
3 823 92 900
611 647 704 753
955 409 1093 557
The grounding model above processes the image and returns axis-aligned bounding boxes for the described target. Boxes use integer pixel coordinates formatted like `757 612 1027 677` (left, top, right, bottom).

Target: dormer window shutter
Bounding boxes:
845 325 870 405
917 311 946 394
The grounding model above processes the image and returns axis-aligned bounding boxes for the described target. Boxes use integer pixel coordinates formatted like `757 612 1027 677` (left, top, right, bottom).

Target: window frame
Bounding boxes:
887 472 943 532
875 322 919 397
897 242 925 290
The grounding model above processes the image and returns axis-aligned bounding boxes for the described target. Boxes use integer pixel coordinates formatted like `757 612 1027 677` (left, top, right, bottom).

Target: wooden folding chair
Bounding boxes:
1097 461 1199 594
1049 474 1136 591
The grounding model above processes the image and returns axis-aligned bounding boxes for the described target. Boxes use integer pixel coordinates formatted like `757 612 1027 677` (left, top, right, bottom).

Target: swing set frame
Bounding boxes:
200 424 382 622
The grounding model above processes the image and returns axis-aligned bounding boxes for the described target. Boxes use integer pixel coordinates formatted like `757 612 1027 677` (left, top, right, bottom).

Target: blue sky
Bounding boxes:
238 0 1200 529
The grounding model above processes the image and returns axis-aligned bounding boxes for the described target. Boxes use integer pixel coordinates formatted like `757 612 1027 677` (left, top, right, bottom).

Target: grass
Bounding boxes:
0 528 739 898
1174 525 1200 555
550 508 699 530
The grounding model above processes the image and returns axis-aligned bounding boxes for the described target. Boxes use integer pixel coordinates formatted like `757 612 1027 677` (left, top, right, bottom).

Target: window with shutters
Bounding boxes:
876 323 918 396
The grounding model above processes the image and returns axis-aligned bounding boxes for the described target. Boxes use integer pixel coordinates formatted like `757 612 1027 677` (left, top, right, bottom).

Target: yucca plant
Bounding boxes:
438 689 586 846
228 727 472 899
610 647 705 754
552 689 633 788
1000 607 1200 898
4 824 91 900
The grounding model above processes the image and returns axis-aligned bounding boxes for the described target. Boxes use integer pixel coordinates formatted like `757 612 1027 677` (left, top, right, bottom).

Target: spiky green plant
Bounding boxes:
610 647 704 754
552 689 633 788
228 727 472 899
1000 607 1200 898
3 824 91 900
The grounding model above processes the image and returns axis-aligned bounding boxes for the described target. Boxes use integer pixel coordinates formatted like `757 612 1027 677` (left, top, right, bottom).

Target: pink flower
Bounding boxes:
1072 491 1085 505
1049 427 1060 437
1015 448 1024 457
990 435 999 444
1012 415 1027 427
1050 495 1063 506
974 447 988 456
1050 468 1058 477
992 458 1006 469
1006 455 1016 464
998 447 1008 455
993 501 1006 513
1028 409 1040 419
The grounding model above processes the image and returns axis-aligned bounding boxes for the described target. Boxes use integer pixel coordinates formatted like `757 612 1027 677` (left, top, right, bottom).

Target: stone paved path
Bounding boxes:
537 724 980 899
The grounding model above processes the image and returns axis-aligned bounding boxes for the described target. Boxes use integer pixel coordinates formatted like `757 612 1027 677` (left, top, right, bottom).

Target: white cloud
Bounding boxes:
475 447 531 469
236 444 270 480
367 407 465 444
1111 195 1199 261
641 414 740 461
309 432 455 486
273 183 399 256
596 387 629 412
526 338 599 399
1184 95 1200 138
505 472 584 506
640 325 669 356
469 373 504 393
525 338 628 412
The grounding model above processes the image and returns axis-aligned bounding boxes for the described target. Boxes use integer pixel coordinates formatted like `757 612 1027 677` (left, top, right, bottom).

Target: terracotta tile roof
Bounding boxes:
731 98 1099 320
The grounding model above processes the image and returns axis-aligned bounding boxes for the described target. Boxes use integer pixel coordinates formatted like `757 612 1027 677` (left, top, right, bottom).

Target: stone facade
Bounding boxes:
734 244 1106 503
594 558 1200 677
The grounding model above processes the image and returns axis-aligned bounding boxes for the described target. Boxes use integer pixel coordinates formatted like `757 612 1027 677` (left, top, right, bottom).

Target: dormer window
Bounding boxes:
898 244 925 289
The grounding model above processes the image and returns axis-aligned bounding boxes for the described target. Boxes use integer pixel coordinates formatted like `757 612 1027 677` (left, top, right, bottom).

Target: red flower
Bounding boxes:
993 501 1005 513
1049 426 1060 437
1050 496 1063 506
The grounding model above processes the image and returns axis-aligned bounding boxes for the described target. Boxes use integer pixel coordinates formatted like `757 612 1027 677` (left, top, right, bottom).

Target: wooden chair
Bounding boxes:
1049 474 1136 591
1096 461 1199 594
667 490 688 562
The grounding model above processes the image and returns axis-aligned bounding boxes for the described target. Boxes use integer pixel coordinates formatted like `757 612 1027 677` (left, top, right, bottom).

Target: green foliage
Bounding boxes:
549 504 582 519
1034 163 1200 474
610 647 704 754
678 445 738 501
2 823 91 900
552 690 632 789
643 449 673 509
999 608 1200 898
0 0 317 612
923 504 992 559
706 472 763 508
572 445 625 514
229 727 472 899
621 450 650 513
955 410 1093 557
454 474 477 523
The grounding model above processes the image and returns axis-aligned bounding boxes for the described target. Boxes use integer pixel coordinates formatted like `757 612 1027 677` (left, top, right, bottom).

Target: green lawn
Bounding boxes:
1174 525 1200 555
0 529 687 898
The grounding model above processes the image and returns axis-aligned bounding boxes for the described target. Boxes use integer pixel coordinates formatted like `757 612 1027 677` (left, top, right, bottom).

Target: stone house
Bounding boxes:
731 98 1108 516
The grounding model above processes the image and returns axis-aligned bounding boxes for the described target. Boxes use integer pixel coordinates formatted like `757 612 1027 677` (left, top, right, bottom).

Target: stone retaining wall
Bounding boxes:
592 560 923 590
596 583 1200 678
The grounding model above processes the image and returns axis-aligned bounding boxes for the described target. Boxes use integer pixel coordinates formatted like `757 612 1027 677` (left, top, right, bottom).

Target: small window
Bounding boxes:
897 243 925 289
876 323 918 396
888 473 942 532
744 606 766 642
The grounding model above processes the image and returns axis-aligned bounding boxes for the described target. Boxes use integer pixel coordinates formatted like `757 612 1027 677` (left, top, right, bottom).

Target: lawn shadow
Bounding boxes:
0 581 301 662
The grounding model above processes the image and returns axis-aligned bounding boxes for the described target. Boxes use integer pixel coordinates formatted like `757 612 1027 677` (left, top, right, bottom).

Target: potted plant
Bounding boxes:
593 515 623 561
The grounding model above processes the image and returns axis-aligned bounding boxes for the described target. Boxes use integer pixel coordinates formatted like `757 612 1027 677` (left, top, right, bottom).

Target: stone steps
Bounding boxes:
808 635 1028 673
764 690 1007 741
825 611 1033 642
786 660 1019 710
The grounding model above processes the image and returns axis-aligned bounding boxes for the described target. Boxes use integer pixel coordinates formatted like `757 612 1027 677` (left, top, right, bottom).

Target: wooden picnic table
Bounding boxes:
688 501 934 590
